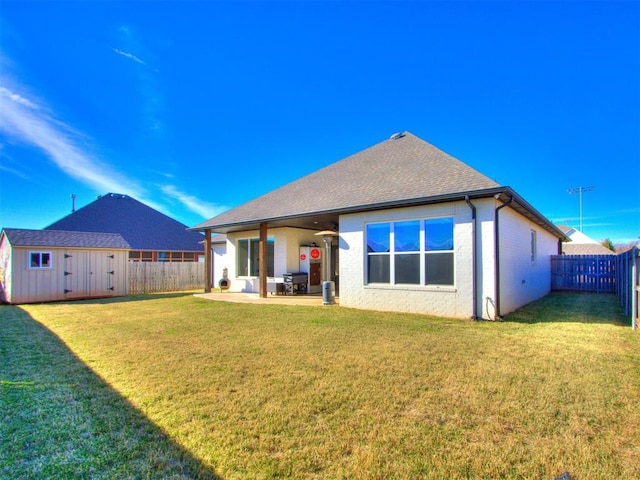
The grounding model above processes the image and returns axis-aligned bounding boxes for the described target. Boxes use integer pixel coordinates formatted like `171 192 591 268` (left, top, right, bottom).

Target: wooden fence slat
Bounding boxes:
551 255 616 293
128 262 204 294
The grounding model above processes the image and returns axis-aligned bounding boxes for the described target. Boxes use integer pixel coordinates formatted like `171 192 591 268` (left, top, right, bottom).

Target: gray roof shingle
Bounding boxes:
193 132 500 230
46 193 204 252
2 228 130 249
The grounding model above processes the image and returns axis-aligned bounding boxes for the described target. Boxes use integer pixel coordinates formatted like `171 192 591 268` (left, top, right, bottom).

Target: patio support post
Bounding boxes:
204 229 212 293
259 222 268 298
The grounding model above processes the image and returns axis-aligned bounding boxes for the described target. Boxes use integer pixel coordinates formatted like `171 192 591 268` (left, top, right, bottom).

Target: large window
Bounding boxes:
29 251 52 269
237 238 274 277
366 217 454 286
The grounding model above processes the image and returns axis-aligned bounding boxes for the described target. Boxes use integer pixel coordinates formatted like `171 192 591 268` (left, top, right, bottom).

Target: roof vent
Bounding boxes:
389 132 405 140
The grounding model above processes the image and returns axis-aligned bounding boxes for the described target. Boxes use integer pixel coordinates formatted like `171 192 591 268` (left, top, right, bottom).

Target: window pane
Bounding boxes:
249 240 260 276
368 255 390 283
41 253 51 267
425 218 454 251
30 253 40 267
237 239 249 276
425 252 454 285
395 253 420 284
395 221 420 252
267 239 274 277
367 223 390 253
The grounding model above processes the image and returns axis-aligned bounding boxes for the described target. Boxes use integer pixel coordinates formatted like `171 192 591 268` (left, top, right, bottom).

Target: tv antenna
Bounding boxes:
567 186 594 232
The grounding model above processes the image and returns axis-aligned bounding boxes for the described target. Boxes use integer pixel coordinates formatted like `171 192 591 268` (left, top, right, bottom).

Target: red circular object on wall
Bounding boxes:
310 248 321 259
300 253 307 260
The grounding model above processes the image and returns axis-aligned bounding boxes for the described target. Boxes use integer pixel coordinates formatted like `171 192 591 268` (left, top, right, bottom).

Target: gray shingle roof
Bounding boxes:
46 193 204 252
2 228 130 249
193 132 500 231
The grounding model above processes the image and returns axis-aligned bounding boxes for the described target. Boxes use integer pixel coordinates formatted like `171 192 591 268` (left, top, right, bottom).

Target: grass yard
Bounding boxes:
1 292 639 479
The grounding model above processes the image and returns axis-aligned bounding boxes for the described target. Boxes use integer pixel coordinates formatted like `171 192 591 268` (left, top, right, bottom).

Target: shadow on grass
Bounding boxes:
503 292 630 327
0 305 221 480
61 291 200 305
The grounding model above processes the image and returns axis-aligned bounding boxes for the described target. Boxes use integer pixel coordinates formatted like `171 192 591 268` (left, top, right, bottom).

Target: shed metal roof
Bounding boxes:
2 228 130 249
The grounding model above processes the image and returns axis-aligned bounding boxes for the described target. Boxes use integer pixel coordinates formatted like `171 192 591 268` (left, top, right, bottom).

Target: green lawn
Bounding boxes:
1 293 638 479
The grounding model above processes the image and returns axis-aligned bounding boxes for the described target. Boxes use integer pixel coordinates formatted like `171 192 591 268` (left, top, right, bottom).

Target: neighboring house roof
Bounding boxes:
2 228 130 249
562 243 615 255
46 193 204 252
557 225 615 255
192 132 566 240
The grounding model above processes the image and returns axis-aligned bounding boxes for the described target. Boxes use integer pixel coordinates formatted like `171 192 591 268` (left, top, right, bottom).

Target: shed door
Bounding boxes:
63 251 115 298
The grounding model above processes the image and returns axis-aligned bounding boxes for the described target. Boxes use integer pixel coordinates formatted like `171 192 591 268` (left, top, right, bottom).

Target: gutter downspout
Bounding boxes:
494 194 513 320
465 195 478 320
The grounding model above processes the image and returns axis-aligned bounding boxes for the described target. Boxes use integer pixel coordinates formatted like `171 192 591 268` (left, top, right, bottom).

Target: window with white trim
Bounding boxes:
29 251 52 269
366 217 454 286
237 237 274 277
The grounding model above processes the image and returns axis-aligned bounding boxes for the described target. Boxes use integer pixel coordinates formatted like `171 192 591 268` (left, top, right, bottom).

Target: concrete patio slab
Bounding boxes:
194 292 339 306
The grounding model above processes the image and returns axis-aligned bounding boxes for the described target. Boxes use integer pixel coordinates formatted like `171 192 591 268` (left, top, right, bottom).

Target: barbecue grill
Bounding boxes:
283 272 308 295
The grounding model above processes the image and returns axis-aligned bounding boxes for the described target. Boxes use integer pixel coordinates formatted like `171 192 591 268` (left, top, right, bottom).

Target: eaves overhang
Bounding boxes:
190 186 568 241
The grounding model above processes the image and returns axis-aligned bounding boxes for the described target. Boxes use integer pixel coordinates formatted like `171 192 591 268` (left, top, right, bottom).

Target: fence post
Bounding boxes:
632 248 638 330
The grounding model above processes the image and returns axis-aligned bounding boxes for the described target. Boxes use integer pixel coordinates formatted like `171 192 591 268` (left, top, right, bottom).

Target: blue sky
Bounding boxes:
1 1 638 244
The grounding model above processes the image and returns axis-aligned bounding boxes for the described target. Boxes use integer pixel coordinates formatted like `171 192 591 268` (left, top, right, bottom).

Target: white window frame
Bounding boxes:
29 251 52 269
236 236 274 278
365 217 455 287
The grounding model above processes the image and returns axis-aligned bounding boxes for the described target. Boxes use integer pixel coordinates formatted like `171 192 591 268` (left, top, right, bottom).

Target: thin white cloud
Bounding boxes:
0 86 39 109
0 82 145 197
0 161 32 181
112 47 146 65
161 185 230 219
112 26 164 134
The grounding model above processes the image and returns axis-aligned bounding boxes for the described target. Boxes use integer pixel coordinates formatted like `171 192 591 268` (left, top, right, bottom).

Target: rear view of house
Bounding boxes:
192 132 567 319
0 228 130 304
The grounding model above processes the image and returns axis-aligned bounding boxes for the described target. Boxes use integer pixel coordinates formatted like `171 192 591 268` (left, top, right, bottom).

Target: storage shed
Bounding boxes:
0 228 130 304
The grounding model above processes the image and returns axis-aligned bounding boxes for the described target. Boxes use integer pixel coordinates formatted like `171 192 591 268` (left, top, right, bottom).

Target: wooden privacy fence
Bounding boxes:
615 247 639 330
551 255 616 293
128 262 204 294
551 249 639 329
